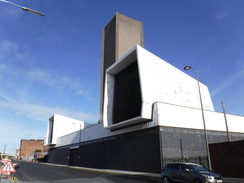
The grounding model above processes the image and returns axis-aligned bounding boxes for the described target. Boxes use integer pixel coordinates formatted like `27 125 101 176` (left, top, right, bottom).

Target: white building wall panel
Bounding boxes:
46 113 85 145
156 102 244 133
55 101 243 147
103 45 214 129
56 120 160 147
137 46 214 112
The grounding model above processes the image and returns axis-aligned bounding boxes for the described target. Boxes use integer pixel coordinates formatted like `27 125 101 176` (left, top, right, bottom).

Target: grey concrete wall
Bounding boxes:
160 126 244 169
78 127 161 173
100 12 144 123
48 147 70 165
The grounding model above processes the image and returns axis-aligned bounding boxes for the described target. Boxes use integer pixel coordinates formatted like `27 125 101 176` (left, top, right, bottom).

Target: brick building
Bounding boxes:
19 139 44 161
209 140 244 178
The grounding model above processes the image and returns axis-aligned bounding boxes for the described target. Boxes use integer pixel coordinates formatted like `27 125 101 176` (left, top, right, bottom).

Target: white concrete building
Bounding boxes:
46 46 244 173
46 113 87 146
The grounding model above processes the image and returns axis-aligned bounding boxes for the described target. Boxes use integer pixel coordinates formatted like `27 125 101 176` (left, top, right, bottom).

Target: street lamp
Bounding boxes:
72 123 81 165
72 123 81 144
184 66 212 170
3 145 6 155
0 0 44 16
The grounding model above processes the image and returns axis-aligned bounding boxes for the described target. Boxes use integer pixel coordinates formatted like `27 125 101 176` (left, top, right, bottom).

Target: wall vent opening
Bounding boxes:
112 61 142 124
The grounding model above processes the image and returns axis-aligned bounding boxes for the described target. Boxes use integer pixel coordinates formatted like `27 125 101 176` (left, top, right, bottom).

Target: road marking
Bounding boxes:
13 177 20 182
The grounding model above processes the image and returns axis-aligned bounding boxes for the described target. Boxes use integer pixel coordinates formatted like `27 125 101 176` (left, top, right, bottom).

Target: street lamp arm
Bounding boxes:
0 0 44 16
22 7 44 16
1 0 22 8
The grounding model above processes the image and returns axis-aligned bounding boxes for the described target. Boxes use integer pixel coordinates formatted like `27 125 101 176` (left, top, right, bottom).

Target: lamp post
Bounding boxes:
0 0 44 16
72 123 81 166
72 123 81 144
184 66 212 170
3 145 6 156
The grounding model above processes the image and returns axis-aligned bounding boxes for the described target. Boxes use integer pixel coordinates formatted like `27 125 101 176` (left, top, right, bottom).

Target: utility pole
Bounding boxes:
222 101 231 142
3 145 6 156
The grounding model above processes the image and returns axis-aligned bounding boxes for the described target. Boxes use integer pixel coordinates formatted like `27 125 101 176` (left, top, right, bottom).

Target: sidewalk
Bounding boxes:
223 177 244 183
0 177 14 183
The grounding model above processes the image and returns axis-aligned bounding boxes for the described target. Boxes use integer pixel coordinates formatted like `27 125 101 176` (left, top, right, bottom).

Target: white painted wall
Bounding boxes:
56 120 159 147
45 113 85 145
56 101 244 147
104 45 214 129
137 46 214 111
155 102 244 133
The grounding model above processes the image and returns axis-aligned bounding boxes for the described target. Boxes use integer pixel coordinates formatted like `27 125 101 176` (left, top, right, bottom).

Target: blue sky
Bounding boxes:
0 0 244 155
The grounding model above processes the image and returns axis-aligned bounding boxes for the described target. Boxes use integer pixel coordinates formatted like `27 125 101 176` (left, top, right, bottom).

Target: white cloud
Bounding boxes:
0 91 97 122
211 69 244 96
0 61 91 98
0 40 90 97
0 5 22 20
215 9 229 20
24 67 91 97
0 39 98 132
1 40 19 52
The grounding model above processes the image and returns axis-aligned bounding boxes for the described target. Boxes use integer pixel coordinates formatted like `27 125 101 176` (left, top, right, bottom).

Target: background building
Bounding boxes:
19 139 44 161
15 149 20 158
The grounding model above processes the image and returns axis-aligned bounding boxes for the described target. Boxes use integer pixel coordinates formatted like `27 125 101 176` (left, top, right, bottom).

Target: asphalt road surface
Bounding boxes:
14 161 162 183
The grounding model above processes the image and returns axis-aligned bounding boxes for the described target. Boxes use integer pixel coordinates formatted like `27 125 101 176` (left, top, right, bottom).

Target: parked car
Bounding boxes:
161 162 223 183
12 161 20 169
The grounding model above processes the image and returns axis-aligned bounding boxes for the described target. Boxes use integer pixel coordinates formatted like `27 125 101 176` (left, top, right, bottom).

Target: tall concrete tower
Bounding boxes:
99 12 144 123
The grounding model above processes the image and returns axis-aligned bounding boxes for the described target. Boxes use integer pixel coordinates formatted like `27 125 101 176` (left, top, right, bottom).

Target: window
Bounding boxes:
167 164 179 170
179 164 188 171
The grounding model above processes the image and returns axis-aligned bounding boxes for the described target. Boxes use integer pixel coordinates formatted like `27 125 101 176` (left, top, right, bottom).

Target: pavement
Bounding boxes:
1 164 244 183
223 177 244 183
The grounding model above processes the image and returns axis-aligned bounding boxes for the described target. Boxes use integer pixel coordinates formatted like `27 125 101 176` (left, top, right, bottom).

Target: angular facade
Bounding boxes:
46 13 244 173
46 113 87 146
103 45 214 130
47 45 244 173
100 12 144 123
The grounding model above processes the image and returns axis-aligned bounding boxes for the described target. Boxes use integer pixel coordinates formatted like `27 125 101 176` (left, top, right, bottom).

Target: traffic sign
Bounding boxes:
1 161 16 172
1 159 10 164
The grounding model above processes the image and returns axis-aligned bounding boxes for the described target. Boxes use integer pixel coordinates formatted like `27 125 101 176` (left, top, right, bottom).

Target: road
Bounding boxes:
13 161 162 183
